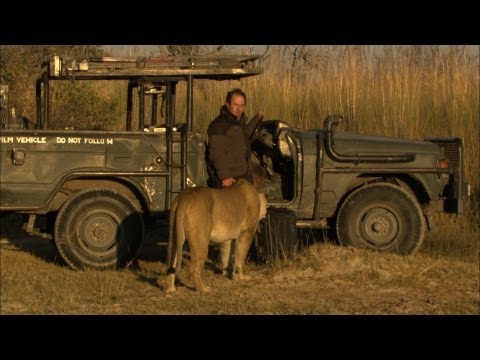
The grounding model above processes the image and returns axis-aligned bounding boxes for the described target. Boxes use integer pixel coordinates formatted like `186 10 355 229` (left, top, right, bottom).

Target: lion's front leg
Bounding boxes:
219 239 234 277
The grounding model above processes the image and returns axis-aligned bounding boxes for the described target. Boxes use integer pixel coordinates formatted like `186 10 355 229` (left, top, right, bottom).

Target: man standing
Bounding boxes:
207 88 264 188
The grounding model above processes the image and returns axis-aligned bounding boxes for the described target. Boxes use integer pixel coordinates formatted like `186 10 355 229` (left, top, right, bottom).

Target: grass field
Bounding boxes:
0 212 478 315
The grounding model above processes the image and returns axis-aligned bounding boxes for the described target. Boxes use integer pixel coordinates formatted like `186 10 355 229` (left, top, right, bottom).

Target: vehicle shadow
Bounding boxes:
0 213 64 266
135 221 169 264
1 214 334 271
0 214 222 271
138 220 226 267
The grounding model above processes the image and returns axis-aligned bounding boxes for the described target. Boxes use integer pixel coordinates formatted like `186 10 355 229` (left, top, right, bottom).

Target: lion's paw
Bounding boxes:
165 286 176 294
232 273 251 281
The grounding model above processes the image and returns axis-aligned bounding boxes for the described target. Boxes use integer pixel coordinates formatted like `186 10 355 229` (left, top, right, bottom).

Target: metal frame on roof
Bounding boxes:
43 55 263 80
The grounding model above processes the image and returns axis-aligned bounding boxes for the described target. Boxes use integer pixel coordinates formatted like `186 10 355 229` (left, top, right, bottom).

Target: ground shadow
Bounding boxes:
0 213 65 266
135 220 169 264
1 213 336 272
139 219 229 267
298 227 334 248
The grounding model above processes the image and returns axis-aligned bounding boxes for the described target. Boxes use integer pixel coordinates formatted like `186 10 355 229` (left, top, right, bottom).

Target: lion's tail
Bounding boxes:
166 194 187 275
166 196 178 278
165 193 188 293
174 197 188 275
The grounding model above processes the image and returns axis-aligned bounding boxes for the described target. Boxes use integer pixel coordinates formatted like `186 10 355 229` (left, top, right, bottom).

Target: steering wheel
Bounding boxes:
248 113 265 144
249 117 276 178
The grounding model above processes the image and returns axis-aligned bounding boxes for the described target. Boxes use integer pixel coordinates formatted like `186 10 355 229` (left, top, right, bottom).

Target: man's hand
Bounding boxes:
248 111 265 140
222 178 236 188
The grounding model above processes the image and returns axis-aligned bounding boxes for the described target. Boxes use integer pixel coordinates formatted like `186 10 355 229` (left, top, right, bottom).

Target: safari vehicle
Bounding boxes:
0 55 470 270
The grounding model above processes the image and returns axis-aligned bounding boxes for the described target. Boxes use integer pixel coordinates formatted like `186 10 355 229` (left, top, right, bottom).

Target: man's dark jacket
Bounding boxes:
207 105 256 181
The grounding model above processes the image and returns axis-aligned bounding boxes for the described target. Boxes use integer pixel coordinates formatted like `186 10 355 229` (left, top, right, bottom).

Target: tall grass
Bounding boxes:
186 46 479 215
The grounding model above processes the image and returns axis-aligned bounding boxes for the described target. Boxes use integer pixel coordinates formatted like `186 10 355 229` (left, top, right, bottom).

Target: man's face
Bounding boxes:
226 94 245 119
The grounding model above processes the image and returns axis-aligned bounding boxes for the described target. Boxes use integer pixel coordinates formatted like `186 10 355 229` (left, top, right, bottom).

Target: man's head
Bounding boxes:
225 88 246 120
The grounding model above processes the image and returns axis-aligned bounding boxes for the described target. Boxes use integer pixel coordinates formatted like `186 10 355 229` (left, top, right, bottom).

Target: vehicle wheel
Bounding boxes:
54 189 144 270
336 183 425 255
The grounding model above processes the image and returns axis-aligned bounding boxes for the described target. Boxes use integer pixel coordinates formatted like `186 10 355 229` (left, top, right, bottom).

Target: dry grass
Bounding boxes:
1 214 478 315
420 213 479 264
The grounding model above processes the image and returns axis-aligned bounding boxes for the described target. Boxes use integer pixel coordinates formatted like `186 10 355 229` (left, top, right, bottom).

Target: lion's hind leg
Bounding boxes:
164 269 176 293
187 224 212 293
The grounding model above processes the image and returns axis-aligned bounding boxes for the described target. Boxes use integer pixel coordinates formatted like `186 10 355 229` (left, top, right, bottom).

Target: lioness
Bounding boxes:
163 179 267 293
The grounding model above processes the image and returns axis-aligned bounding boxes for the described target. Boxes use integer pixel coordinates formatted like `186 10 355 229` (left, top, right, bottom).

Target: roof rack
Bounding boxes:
43 55 263 80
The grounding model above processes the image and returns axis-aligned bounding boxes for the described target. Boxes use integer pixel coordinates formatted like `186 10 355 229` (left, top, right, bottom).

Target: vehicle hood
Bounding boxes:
331 131 443 156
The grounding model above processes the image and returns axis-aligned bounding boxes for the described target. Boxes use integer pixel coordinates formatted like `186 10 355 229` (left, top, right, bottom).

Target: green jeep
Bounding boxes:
0 55 470 269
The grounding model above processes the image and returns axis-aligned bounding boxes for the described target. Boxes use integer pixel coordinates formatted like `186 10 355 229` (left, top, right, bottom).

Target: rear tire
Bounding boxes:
336 183 425 255
54 189 144 270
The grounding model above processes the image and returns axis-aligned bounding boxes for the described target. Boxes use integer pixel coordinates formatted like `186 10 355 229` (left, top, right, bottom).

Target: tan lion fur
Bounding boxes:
163 179 267 293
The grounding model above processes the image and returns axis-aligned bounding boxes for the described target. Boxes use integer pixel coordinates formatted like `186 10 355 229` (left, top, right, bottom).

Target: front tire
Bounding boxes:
54 189 144 270
336 183 425 255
